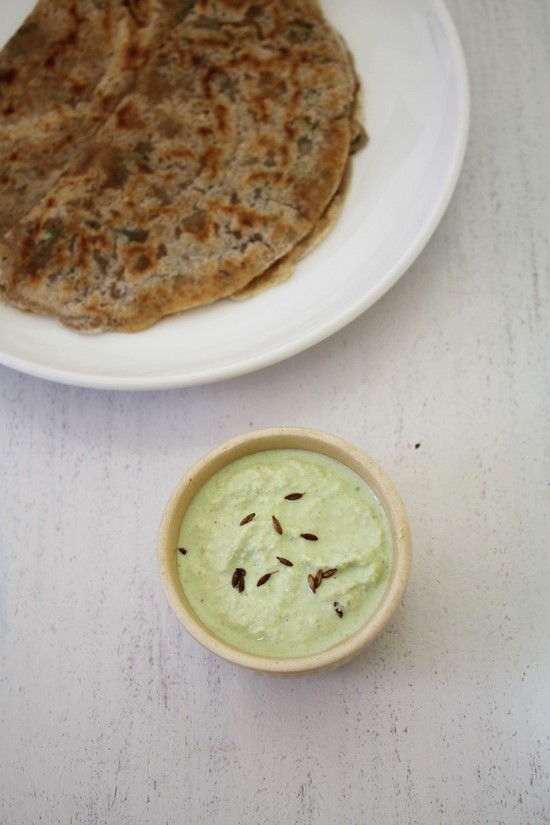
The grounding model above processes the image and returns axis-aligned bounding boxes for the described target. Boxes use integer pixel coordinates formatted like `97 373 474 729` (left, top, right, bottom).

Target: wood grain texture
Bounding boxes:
1 0 549 822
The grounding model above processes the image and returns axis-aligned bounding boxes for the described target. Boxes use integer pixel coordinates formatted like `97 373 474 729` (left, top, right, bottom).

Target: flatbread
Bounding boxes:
0 0 159 233
0 0 363 332
232 120 367 300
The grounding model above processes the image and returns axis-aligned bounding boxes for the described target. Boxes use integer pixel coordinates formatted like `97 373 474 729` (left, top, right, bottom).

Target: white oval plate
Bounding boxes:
0 0 469 390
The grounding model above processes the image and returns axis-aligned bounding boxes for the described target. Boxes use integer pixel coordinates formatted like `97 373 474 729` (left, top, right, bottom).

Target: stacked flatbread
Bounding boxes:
0 0 365 332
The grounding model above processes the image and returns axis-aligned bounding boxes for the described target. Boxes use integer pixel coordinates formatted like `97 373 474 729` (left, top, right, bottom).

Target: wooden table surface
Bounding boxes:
1 1 549 822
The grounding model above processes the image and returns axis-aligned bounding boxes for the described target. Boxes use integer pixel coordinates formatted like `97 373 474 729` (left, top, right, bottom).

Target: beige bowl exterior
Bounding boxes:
158 427 412 675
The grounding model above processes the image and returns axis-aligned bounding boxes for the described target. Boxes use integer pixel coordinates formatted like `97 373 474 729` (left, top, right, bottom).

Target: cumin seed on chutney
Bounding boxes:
177 450 392 658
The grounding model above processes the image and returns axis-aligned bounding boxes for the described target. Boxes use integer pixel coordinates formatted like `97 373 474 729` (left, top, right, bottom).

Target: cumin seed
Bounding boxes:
300 532 318 541
284 492 304 500
315 569 323 588
240 512 256 525
334 601 344 618
257 571 278 587
307 574 317 593
232 568 246 592
276 556 293 567
178 547 187 555
322 568 337 578
272 514 283 535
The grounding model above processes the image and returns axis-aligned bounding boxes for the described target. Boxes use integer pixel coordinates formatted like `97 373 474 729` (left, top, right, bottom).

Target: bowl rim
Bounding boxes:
157 427 412 675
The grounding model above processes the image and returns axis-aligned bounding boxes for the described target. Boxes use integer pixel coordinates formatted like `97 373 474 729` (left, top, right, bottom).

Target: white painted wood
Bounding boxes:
0 0 549 822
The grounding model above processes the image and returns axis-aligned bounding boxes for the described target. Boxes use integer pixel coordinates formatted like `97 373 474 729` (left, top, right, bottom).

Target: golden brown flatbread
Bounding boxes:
0 0 159 232
233 119 367 301
0 0 364 332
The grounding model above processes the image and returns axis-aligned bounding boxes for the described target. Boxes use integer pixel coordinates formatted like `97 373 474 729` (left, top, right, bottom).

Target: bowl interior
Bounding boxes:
158 428 411 674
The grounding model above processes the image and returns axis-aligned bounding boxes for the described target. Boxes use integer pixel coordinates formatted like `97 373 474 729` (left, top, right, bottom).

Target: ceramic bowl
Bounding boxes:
158 427 412 675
